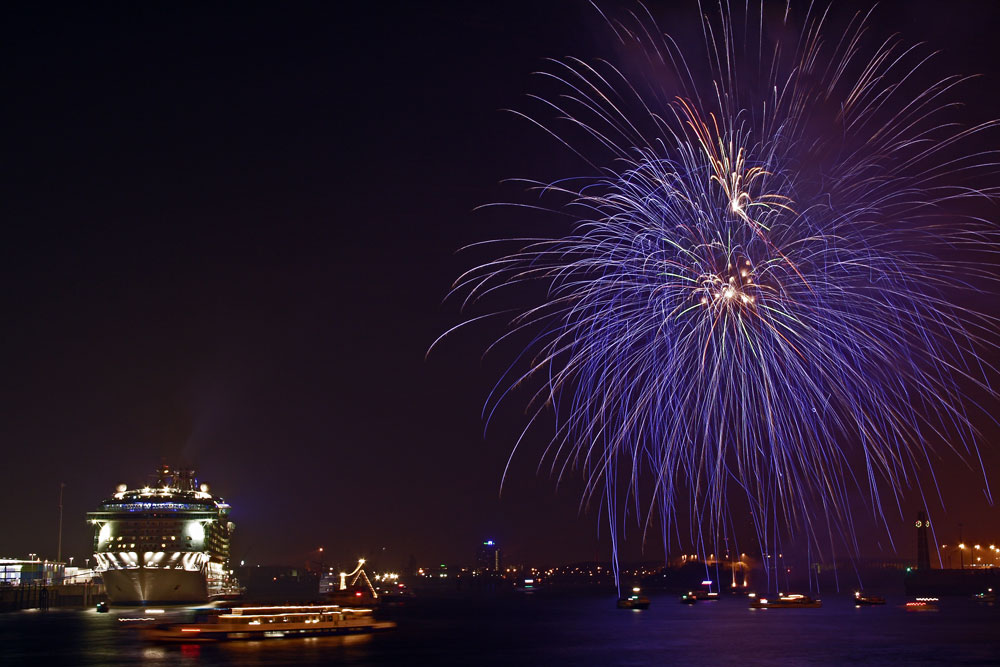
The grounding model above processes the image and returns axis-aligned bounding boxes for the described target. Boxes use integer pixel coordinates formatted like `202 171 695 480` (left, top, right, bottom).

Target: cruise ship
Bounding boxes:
87 463 235 604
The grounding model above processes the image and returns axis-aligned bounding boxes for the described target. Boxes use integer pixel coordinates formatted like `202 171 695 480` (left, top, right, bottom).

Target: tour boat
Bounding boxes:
142 605 395 642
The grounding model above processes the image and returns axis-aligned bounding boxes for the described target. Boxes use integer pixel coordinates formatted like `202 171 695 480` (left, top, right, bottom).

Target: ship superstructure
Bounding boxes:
88 463 235 604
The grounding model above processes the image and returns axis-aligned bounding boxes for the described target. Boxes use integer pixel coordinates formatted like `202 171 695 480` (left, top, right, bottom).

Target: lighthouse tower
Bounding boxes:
915 512 931 570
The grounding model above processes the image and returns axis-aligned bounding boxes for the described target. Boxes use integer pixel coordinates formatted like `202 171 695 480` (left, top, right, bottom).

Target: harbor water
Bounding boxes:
1 593 997 665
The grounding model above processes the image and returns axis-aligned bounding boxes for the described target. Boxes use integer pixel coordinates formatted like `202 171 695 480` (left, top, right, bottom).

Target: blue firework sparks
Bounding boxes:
437 2 1000 588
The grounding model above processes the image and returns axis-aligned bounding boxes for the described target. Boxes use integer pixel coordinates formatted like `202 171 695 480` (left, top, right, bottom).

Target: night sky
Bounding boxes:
3 1 1000 572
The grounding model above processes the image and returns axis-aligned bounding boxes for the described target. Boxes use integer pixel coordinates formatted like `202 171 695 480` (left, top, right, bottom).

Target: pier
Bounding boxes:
0 582 106 612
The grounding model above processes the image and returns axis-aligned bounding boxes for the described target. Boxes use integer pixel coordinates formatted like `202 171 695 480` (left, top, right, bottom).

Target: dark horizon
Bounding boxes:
3 1 1000 572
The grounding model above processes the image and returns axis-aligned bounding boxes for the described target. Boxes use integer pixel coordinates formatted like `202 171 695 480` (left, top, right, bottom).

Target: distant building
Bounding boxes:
319 568 339 595
62 567 97 584
416 564 467 580
476 540 502 574
0 559 65 585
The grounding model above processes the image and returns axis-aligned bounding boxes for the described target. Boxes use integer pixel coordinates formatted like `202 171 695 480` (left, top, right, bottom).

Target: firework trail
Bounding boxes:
434 1 1000 590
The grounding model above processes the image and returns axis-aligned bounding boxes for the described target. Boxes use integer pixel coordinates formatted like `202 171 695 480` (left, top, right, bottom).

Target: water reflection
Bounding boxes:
141 646 169 661
209 632 373 662
3 595 999 666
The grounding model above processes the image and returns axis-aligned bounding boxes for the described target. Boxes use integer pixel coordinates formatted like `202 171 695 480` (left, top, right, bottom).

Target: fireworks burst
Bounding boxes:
435 2 1000 589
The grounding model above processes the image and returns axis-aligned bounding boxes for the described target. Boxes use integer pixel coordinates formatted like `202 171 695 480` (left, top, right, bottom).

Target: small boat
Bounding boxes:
617 587 650 609
974 588 996 604
142 605 395 642
748 593 821 609
854 591 885 605
680 590 719 604
903 597 939 612
513 578 538 594
378 586 416 606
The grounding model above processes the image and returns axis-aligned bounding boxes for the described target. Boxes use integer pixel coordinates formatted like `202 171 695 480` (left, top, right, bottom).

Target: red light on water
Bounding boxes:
180 644 201 657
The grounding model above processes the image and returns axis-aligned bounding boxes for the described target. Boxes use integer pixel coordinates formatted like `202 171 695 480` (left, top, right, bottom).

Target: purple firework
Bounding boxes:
436 2 1000 589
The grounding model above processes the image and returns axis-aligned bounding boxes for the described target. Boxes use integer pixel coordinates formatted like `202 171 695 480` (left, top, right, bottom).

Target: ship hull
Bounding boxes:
102 568 208 604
